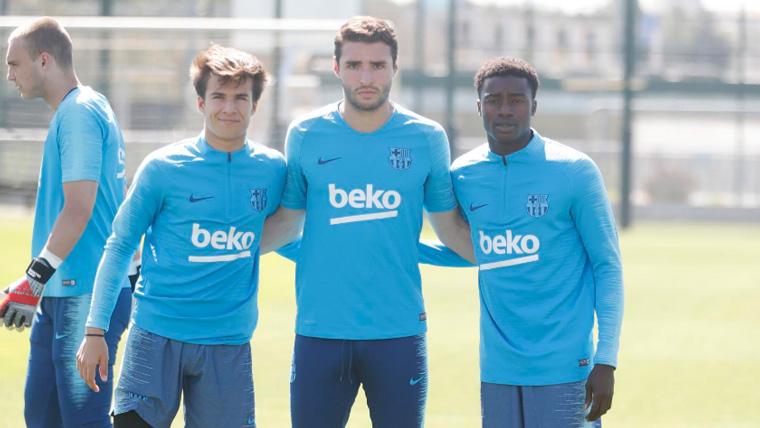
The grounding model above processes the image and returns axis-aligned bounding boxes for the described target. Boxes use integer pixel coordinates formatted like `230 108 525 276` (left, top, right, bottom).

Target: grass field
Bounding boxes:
1 216 759 428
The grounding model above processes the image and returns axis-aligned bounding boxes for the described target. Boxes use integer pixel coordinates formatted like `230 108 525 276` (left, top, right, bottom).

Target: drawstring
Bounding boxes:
338 340 354 384
347 343 353 383
339 341 345 382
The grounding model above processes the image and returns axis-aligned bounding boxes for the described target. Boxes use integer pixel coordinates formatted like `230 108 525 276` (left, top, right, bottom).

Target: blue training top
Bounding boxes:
423 130 624 385
87 136 286 344
281 102 457 340
32 86 128 297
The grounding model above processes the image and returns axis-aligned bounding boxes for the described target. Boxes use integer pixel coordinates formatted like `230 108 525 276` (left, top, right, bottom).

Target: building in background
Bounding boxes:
1 0 759 219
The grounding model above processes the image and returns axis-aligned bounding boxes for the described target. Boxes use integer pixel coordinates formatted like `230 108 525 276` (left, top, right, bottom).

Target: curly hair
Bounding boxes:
474 57 539 98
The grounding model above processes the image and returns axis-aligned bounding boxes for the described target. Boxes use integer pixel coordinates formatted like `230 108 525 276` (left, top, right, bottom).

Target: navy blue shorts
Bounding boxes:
25 288 131 428
481 381 603 428
113 325 256 428
290 334 427 428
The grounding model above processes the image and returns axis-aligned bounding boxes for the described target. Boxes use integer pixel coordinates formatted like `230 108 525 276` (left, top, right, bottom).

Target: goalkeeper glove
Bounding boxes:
26 255 56 296
1 277 39 330
1 253 58 331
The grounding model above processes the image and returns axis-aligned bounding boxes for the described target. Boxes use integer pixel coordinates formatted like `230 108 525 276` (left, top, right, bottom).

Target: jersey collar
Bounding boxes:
485 128 544 163
197 133 254 158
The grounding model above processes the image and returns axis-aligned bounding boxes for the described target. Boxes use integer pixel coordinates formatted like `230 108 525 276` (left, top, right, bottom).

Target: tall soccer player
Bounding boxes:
261 16 473 428
76 45 285 428
421 57 624 427
1 17 133 428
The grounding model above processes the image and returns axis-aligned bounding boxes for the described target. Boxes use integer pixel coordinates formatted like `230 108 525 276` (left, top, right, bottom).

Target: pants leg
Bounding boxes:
482 381 602 428
358 335 427 428
24 297 63 428
182 342 256 428
290 335 360 428
481 382 523 428
112 325 183 428
53 291 131 427
522 381 601 428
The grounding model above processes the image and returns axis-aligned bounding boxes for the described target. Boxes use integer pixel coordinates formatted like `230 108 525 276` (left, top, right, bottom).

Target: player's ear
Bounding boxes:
251 100 258 114
197 95 205 113
531 99 537 116
476 98 482 117
333 56 340 78
38 51 51 69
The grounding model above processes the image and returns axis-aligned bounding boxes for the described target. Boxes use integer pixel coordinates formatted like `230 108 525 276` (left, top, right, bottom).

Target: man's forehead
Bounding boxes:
340 41 392 60
6 37 26 58
482 75 531 94
207 75 252 92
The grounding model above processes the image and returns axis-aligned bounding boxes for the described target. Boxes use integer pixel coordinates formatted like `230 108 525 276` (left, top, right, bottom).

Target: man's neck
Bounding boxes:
44 73 80 111
339 100 394 133
488 130 533 157
204 130 245 153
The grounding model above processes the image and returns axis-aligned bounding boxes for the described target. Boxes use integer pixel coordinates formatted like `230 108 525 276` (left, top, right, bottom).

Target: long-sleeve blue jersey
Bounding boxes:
281 102 457 340
87 136 286 344
434 131 623 385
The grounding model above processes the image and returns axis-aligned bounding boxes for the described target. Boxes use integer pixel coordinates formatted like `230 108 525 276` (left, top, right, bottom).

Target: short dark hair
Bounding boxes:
474 57 539 99
10 17 73 70
334 16 398 66
189 44 268 101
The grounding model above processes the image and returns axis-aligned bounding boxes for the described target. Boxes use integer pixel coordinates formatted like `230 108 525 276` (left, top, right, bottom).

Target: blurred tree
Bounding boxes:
660 3 731 79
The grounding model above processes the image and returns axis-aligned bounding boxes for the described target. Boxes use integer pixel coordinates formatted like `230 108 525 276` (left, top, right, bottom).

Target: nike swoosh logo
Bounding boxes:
409 376 423 386
54 333 68 340
317 157 341 165
469 203 488 211
189 195 215 203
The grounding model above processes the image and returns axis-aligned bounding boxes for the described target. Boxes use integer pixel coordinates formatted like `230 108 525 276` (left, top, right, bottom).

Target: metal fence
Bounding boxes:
1 9 759 222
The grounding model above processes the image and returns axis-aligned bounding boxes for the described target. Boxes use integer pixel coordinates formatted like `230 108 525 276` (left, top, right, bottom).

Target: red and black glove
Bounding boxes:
1 256 56 331
1 277 40 330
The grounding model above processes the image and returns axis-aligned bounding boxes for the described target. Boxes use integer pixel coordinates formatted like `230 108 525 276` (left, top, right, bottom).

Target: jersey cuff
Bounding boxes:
61 174 100 183
424 200 458 213
280 199 306 210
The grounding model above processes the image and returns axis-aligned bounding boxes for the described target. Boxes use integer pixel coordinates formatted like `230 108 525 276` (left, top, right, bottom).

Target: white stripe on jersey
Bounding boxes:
479 254 539 271
329 210 398 225
188 251 251 263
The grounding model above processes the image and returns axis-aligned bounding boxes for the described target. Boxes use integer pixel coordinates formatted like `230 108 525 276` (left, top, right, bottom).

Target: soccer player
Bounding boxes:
1 17 133 428
421 57 624 427
261 16 472 428
76 45 285 428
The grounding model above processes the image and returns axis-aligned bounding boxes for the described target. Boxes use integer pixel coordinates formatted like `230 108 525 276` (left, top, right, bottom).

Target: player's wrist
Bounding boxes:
85 327 106 337
38 247 63 269
26 247 60 296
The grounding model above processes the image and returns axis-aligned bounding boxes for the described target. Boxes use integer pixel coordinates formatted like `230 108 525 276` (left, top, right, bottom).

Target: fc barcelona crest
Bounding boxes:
389 147 412 170
250 188 268 212
526 194 549 217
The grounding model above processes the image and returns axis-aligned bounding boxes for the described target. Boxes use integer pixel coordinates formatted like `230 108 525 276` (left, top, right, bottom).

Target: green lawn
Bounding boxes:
1 217 759 427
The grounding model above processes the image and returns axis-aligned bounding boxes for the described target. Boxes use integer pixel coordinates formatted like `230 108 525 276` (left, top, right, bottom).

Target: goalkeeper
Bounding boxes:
1 17 133 428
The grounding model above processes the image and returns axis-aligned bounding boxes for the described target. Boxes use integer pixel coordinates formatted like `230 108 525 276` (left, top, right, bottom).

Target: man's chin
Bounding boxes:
347 94 389 112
